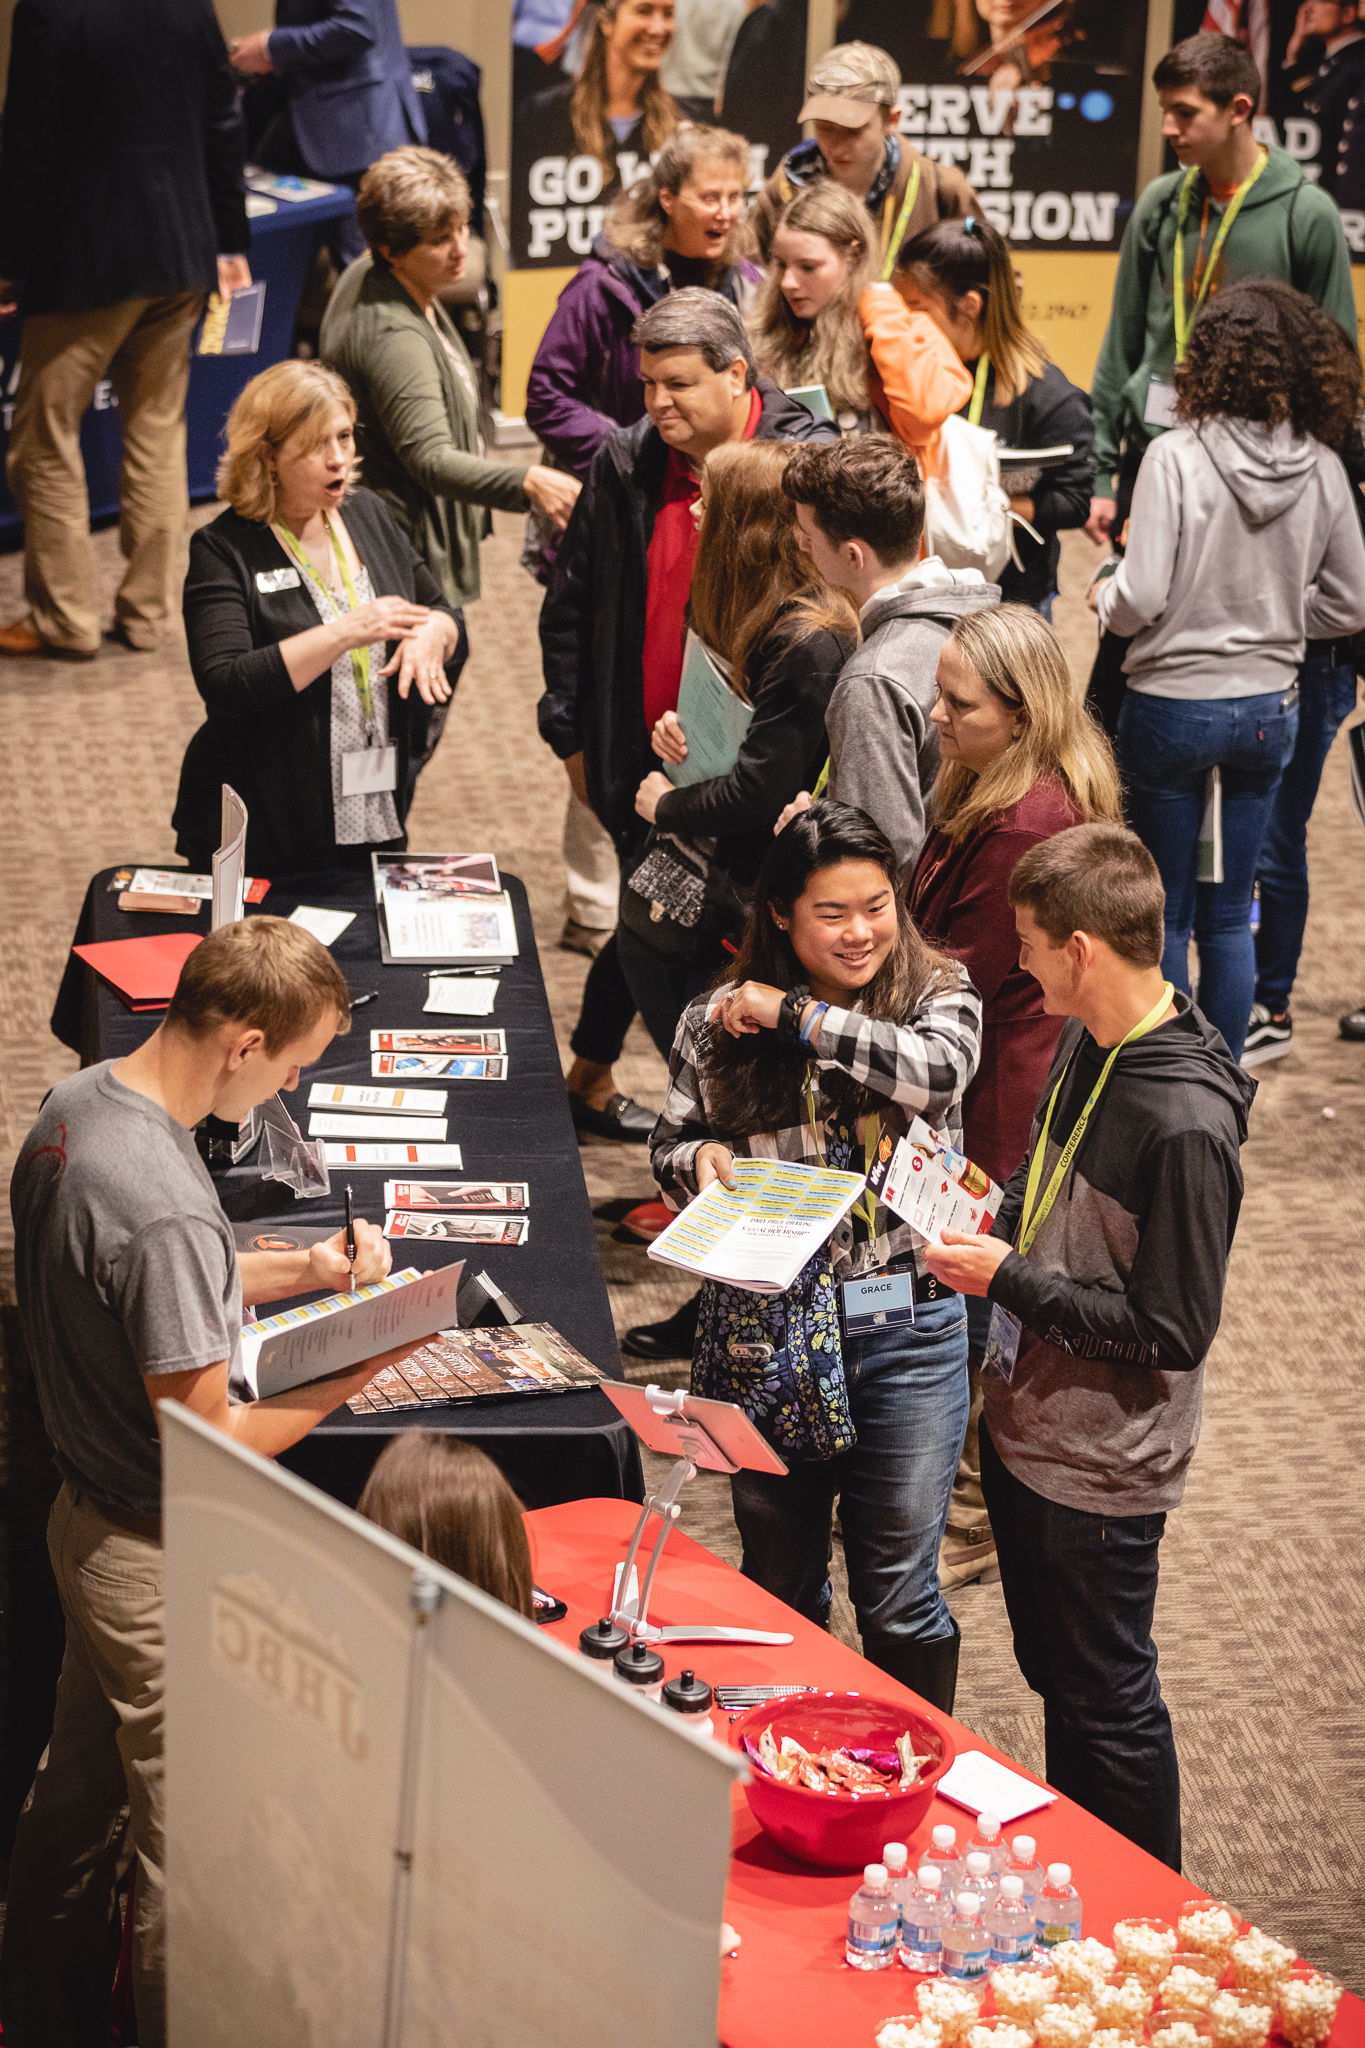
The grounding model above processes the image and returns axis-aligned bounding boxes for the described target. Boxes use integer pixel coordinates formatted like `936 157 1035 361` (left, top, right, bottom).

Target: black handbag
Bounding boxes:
619 830 715 962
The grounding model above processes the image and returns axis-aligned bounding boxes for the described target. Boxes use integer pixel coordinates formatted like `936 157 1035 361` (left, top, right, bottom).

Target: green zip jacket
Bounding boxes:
320 255 529 607
1090 146 1357 489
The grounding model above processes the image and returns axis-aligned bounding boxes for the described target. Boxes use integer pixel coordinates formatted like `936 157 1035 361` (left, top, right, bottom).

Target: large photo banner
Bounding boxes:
509 0 810 271
836 1 1151 250
1173 0 1365 255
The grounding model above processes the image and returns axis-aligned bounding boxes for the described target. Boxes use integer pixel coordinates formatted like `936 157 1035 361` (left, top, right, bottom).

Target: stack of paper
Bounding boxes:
372 852 519 967
648 1158 867 1293
347 1321 603 1411
305 1079 450 1142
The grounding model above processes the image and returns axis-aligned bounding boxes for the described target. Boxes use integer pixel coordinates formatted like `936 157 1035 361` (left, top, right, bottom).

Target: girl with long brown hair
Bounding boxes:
621 438 854 1055
358 1434 536 1619
750 183 880 433
649 800 982 1709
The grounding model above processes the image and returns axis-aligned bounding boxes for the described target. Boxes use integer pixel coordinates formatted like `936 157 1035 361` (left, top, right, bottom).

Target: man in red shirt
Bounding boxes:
539 288 834 1151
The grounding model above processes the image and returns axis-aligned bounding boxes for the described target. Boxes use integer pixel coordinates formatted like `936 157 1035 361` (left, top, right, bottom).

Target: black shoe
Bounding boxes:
861 1616 961 1716
569 1090 656 1143
622 1291 700 1361
1242 1003 1293 1068
1340 1004 1365 1043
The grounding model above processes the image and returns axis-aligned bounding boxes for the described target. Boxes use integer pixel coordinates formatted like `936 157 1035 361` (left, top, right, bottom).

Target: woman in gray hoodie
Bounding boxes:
1096 279 1365 1060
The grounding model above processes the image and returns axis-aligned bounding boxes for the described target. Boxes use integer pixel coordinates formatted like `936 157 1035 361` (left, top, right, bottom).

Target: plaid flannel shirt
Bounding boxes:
650 969 983 1282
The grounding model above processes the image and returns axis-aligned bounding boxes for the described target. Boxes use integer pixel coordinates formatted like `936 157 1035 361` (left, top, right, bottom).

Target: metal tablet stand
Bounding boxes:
607 1386 794 1648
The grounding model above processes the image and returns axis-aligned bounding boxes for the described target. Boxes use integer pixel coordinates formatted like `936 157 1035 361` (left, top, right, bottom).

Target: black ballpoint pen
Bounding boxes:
344 1182 357 1282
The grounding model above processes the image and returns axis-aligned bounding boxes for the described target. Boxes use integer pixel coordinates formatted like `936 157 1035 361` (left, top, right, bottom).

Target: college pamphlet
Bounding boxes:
371 852 519 966
866 1118 1002 1242
647 1157 867 1293
665 632 753 789
346 1320 604 1411
232 1261 464 1400
307 1082 448 1116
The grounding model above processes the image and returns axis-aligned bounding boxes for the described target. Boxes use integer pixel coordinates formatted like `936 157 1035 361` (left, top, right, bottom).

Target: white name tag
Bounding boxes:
341 744 398 796
1144 377 1177 429
256 567 301 593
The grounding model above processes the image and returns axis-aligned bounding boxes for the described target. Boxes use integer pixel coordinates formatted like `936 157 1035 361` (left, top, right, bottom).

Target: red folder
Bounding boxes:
72 932 202 1009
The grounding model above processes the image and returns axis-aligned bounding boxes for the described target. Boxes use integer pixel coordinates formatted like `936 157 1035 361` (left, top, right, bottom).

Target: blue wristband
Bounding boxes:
799 1000 829 1047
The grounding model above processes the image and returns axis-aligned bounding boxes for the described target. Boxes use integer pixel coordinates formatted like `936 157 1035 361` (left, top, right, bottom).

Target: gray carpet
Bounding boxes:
0 515 1361 1988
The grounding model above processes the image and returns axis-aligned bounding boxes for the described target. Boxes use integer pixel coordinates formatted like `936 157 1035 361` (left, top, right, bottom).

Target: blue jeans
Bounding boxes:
1254 648 1359 1012
1118 687 1299 1059
728 1295 969 1665
981 1427 1181 1870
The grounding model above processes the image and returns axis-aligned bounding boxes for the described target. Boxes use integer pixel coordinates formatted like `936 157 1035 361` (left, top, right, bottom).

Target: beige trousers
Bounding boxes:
7 293 202 652
0 1484 166 2048
563 785 620 930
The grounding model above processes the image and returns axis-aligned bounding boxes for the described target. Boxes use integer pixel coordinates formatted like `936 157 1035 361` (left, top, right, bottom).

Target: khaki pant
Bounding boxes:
7 293 202 652
0 1484 166 2048
563 785 619 931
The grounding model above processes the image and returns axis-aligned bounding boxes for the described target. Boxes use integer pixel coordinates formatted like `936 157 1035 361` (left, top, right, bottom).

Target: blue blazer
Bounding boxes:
269 0 425 178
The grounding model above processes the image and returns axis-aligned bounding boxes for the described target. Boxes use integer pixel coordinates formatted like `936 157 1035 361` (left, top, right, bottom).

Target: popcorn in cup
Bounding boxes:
1161 1954 1224 2016
1049 1940 1116 1999
966 2018 1037 2048
1151 2019 1213 2048
1092 2031 1136 2048
1177 1903 1242 1964
916 1979 985 2042
1229 1929 1296 1999
990 1965 1060 2025
1277 1966 1343 2048
1113 1917 1177 1987
876 2021 947 2048
1092 1975 1153 2034
1208 1987 1274 2048
1034 1993 1098 2048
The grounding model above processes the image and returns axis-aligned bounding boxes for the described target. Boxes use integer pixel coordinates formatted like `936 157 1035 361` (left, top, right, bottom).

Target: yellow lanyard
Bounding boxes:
1015 983 1174 1258
802 1073 879 1239
811 758 830 799
967 353 990 426
276 516 378 737
879 158 923 281
1171 151 1267 363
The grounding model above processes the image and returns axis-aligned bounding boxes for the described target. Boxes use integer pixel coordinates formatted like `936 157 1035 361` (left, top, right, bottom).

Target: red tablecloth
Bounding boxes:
526 1499 1362 2048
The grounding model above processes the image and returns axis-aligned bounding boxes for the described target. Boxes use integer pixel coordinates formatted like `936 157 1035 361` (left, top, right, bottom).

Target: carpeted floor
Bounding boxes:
0 513 1362 1986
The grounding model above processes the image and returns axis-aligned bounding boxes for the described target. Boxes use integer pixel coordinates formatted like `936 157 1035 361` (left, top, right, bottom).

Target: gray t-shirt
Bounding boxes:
11 1061 241 1519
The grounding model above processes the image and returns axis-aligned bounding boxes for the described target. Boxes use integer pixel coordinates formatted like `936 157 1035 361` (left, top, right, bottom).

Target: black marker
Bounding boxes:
344 1183 357 1281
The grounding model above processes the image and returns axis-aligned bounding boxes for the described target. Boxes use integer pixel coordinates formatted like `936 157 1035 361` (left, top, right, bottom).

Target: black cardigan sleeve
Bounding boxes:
537 447 605 760
1020 365 1095 536
653 620 850 840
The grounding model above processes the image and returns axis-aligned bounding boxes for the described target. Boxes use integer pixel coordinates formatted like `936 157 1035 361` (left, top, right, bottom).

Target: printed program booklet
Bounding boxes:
346 1321 605 1411
233 1261 464 1401
647 1157 867 1294
866 1119 1002 1242
371 852 518 966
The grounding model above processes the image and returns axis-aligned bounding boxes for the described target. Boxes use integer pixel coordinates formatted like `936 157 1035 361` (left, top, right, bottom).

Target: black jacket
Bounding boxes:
0 0 248 315
173 488 459 875
537 380 838 850
653 610 852 905
969 360 1094 611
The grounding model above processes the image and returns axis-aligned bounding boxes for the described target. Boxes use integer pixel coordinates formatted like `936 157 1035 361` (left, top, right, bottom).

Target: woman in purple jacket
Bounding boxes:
526 124 758 478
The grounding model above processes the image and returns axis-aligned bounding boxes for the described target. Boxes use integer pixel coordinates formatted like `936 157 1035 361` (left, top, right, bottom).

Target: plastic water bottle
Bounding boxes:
987 1875 1037 1964
964 1850 1000 1906
846 1863 899 1971
899 1866 948 1973
882 1841 910 1931
1004 1833 1044 1910
967 1810 1008 1871
921 1822 963 1897
942 1891 991 1982
1035 1862 1083 1954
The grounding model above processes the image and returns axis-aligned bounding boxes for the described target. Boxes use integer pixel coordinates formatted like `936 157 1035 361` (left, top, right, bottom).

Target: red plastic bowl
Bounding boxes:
731 1689 954 1871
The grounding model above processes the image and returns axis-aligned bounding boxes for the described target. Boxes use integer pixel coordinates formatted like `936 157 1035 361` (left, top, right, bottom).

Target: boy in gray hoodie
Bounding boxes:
781 436 999 871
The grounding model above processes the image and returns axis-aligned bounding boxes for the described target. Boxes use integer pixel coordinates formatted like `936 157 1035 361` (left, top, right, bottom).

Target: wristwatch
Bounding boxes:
777 984 812 1045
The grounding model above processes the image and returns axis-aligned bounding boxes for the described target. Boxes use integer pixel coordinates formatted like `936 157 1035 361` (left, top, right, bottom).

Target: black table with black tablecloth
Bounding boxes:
51 865 644 1512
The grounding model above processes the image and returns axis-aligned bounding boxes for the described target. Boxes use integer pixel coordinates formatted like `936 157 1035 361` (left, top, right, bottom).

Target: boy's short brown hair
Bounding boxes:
782 434 925 565
165 917 351 1054
1008 824 1165 968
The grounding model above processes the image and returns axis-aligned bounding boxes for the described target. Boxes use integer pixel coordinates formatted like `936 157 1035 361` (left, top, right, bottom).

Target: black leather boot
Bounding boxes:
861 1616 961 1715
622 1290 701 1361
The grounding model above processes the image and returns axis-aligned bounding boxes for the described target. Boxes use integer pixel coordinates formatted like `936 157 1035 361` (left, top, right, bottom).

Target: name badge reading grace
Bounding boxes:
341 744 398 796
840 1270 916 1338
1143 377 1177 429
255 567 301 593
982 1302 1023 1383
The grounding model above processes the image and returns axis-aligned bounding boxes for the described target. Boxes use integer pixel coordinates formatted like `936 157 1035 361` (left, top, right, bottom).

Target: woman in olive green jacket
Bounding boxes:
321 146 579 779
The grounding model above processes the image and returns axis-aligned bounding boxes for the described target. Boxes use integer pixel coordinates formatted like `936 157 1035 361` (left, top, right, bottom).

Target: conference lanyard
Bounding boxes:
276 516 378 740
968 353 991 426
1014 983 1174 1258
803 1074 879 1239
1171 150 1268 362
879 158 923 281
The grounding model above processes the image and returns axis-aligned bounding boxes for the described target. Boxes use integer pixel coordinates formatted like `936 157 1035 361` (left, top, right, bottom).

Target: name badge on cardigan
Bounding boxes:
840 1271 916 1338
255 567 301 593
341 745 398 796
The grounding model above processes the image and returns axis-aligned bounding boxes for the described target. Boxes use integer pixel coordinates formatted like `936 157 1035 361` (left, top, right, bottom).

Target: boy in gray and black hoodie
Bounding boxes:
926 824 1254 1872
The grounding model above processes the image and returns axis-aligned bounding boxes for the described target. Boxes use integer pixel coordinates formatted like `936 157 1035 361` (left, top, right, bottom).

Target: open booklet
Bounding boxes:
866 1119 1002 1242
232 1260 464 1401
647 1158 866 1294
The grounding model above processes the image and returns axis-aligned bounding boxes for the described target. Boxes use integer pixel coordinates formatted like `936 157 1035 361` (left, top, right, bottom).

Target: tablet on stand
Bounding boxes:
598 1383 794 1648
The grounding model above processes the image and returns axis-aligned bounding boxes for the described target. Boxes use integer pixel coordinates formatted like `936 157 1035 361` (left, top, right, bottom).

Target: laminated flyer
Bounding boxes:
866 1118 1001 1243
647 1157 866 1294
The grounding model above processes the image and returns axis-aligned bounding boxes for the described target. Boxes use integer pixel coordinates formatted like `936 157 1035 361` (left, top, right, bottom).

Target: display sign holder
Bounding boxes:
599 1382 795 1648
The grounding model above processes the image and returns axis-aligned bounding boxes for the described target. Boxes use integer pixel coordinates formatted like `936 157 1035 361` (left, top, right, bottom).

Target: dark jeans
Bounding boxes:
1117 687 1299 1059
616 922 723 1061
981 1425 1181 1869
729 1297 969 1672
1254 647 1359 1013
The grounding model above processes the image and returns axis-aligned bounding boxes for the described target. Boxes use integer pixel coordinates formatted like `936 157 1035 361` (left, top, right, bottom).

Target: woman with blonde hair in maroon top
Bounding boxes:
909 600 1120 1585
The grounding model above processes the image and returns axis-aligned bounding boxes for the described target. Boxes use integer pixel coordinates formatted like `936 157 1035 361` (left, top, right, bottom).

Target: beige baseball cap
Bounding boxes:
799 42 901 128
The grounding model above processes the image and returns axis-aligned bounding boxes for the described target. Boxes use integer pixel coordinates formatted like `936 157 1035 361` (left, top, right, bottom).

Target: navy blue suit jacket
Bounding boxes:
269 0 425 177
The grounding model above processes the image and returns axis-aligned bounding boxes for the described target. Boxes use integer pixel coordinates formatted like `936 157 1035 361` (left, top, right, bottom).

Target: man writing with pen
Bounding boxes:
1 916 409 2048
